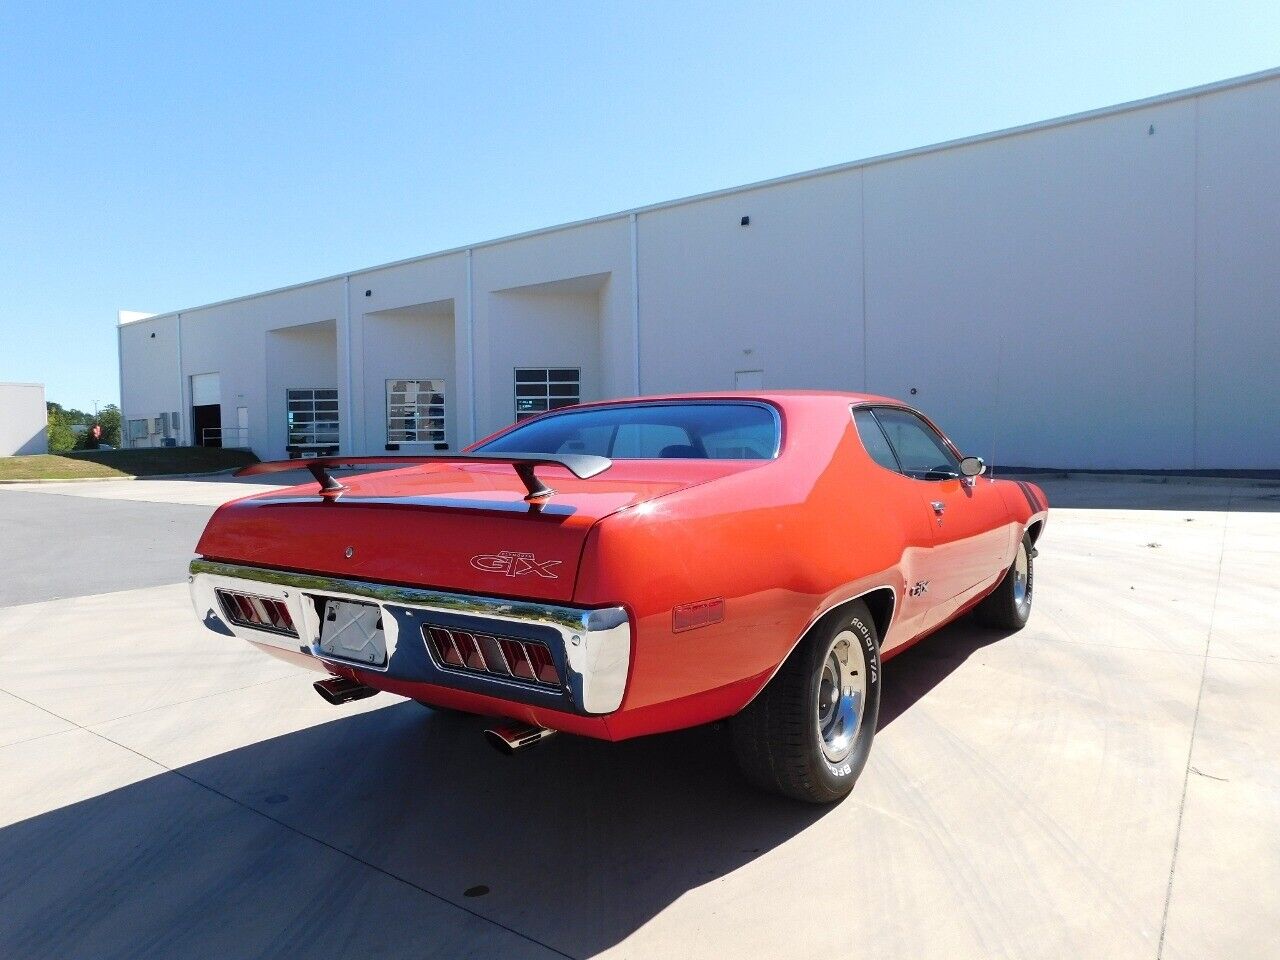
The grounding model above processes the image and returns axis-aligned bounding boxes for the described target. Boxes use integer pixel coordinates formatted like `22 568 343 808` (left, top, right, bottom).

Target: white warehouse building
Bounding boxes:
0 382 48 457
120 69 1280 470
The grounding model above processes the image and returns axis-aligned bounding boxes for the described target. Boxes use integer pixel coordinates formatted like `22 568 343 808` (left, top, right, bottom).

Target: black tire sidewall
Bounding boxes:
976 531 1034 630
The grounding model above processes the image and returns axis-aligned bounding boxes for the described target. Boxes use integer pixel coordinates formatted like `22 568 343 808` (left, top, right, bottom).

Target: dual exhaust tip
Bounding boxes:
482 722 556 755
313 675 379 705
313 677 554 753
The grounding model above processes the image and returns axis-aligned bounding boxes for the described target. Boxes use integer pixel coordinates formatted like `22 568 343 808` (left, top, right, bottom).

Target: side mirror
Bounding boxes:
959 455 986 478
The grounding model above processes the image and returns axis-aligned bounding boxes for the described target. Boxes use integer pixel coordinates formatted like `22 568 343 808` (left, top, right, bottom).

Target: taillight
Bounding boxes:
525 642 558 684
423 625 560 688
216 589 298 638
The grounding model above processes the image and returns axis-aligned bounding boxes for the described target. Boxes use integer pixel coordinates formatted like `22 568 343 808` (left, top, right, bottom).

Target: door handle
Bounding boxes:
931 501 945 515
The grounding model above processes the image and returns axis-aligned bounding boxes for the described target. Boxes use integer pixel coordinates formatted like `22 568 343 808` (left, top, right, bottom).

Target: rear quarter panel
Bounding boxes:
574 398 932 738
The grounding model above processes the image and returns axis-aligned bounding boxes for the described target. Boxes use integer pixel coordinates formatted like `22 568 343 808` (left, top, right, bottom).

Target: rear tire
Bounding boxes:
973 532 1034 630
730 601 881 803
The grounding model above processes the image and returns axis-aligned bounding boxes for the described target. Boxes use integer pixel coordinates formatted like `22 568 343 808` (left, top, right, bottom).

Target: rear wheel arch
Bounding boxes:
736 585 898 715
854 586 897 646
1026 519 1045 544
806 586 896 650
784 586 897 672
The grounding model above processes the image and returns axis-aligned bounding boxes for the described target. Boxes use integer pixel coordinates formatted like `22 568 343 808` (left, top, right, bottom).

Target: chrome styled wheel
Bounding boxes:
1012 540 1032 615
816 629 867 764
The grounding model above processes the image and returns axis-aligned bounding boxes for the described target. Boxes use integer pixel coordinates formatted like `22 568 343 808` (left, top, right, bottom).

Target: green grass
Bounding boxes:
0 447 260 481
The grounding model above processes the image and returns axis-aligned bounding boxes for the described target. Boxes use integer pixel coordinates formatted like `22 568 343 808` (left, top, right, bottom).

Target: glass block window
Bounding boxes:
287 388 340 448
386 379 446 443
515 368 580 422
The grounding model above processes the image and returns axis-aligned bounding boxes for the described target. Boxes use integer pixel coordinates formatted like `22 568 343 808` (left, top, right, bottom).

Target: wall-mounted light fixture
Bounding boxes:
365 289 372 297
740 216 750 226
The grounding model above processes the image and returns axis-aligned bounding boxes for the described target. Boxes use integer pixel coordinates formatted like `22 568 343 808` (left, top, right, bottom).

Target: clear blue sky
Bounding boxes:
2 1 1277 411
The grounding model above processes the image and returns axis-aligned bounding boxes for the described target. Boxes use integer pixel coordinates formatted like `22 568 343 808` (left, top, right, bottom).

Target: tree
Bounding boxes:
97 405 122 447
47 406 77 452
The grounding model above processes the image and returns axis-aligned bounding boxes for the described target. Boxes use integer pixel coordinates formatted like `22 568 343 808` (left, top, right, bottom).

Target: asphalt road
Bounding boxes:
0 475 1276 959
0 487 214 605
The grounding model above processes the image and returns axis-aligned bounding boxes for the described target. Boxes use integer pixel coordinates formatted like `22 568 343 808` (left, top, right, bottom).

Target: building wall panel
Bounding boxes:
1193 81 1280 469
0 383 48 456
636 172 864 396
864 101 1198 469
119 316 181 447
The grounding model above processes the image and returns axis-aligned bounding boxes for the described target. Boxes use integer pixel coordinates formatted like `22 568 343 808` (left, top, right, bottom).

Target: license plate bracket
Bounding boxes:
316 598 387 667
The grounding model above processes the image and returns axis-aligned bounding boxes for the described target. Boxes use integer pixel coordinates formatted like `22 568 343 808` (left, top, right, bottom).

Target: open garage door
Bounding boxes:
191 372 221 447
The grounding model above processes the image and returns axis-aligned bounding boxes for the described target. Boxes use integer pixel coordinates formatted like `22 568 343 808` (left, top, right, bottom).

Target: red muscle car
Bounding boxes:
190 392 1047 802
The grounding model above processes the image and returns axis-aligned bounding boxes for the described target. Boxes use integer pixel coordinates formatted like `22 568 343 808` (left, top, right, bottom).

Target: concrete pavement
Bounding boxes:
0 475 1275 959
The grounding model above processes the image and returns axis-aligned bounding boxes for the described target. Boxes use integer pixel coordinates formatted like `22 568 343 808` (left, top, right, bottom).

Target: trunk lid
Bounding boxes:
196 461 751 602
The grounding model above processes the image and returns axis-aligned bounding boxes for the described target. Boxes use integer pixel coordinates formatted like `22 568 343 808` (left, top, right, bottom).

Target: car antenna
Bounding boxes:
989 335 1002 479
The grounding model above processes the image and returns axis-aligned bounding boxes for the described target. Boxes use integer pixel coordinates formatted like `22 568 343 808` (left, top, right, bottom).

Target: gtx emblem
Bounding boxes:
470 550 562 579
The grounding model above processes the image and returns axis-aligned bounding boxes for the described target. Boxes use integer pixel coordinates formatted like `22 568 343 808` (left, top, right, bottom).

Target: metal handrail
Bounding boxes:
201 427 251 449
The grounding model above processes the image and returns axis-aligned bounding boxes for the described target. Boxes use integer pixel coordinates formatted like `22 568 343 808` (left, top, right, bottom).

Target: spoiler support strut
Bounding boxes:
236 453 612 502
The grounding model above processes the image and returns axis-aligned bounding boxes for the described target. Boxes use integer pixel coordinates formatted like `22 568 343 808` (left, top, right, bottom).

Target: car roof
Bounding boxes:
566 389 904 409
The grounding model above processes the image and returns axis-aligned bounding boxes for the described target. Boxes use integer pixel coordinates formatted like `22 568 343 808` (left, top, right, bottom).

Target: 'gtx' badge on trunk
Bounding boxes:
470 550 562 579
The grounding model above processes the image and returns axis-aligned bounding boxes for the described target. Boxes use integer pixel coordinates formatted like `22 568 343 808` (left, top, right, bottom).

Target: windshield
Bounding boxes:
477 403 779 460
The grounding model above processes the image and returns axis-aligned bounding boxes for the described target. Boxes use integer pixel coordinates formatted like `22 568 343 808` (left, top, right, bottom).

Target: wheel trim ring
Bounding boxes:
1012 541 1033 613
816 629 867 764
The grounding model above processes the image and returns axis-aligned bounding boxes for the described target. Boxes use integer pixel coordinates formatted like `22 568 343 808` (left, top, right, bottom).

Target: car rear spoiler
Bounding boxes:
235 453 612 501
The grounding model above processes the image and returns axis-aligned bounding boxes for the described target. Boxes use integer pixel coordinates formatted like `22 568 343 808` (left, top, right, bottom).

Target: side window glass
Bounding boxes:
872 408 961 480
852 409 900 472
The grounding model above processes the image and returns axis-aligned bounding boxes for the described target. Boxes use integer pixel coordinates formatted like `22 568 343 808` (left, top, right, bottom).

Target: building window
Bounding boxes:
286 388 340 451
515 368 580 422
386 379 446 443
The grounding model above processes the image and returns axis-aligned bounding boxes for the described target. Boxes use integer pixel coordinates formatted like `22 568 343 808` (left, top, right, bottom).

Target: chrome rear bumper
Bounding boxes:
189 559 631 715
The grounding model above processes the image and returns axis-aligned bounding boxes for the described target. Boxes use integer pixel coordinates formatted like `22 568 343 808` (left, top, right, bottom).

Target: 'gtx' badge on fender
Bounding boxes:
470 550 562 579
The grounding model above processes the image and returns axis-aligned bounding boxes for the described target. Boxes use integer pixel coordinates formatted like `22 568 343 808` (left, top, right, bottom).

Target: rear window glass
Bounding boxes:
853 409 900 472
477 403 779 460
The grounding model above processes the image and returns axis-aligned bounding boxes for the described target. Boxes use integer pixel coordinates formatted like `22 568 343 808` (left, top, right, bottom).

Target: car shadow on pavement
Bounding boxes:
0 702 833 960
1 620 1031 960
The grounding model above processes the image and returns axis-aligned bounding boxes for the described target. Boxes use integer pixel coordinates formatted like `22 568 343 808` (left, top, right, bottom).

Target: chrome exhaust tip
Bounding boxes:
484 722 556 755
313 675 379 705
